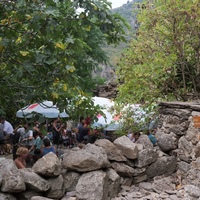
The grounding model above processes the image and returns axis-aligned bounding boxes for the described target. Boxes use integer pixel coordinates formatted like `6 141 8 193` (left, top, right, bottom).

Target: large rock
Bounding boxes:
76 170 109 200
32 152 62 177
178 136 193 156
134 148 158 168
113 136 138 160
62 144 110 172
94 139 127 162
157 133 178 152
62 171 81 192
135 134 153 150
106 168 121 199
45 174 65 199
146 156 177 179
111 162 135 177
159 108 191 121
0 159 25 192
185 119 200 145
168 121 190 136
20 168 50 192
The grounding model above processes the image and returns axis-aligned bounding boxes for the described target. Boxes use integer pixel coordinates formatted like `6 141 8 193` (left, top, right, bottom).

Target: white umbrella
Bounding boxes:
92 96 114 109
16 101 69 118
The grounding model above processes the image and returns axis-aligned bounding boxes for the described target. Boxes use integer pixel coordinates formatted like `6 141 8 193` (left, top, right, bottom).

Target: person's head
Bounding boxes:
16 147 29 158
34 121 40 127
24 123 31 129
80 116 85 124
33 131 40 139
134 132 141 141
43 138 51 147
0 116 5 124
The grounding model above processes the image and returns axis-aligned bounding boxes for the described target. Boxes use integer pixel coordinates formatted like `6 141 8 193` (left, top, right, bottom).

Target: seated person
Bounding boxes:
41 138 56 156
127 132 141 143
17 123 35 149
147 131 157 146
29 132 43 162
0 123 7 155
14 147 29 169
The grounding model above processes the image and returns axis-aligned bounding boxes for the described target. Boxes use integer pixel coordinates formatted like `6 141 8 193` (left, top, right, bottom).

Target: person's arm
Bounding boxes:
28 130 33 140
14 159 25 169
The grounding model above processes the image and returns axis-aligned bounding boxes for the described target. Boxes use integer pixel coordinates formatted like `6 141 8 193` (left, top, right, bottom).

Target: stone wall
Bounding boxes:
0 136 176 200
156 102 200 188
1 101 200 200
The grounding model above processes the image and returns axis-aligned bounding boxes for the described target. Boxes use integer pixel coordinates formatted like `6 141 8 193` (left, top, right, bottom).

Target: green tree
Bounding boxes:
116 0 200 105
0 0 127 120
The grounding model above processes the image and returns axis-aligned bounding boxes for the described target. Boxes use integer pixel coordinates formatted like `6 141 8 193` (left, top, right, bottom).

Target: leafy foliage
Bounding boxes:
0 0 127 121
116 0 200 105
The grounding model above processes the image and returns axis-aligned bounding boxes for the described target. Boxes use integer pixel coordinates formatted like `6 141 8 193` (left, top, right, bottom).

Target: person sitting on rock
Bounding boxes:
147 131 157 146
127 131 140 143
14 147 29 169
41 138 56 156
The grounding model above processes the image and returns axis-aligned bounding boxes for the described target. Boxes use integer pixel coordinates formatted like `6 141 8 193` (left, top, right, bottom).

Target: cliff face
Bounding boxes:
93 81 118 99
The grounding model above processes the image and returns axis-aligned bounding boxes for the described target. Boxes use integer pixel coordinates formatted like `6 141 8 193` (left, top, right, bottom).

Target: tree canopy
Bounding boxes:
116 0 200 105
0 0 128 120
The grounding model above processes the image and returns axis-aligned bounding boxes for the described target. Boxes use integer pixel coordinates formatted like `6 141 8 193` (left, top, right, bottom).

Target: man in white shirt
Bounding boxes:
0 116 14 136
0 116 14 146
17 123 34 148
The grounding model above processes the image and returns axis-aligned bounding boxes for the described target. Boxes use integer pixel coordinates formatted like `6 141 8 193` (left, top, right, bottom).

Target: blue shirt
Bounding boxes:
42 147 55 156
148 134 157 145
34 136 43 149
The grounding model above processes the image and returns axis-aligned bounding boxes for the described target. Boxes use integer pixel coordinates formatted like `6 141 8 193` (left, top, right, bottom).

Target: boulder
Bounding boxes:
134 148 158 168
178 137 193 156
111 162 135 177
94 139 127 162
45 174 65 199
157 133 178 152
135 134 153 150
76 170 109 200
62 144 110 172
62 171 81 192
113 136 138 160
106 168 121 198
32 152 62 177
20 168 50 192
146 156 177 179
0 159 25 192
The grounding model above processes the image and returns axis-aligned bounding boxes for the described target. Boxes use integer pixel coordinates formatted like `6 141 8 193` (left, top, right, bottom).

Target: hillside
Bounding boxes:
99 0 143 81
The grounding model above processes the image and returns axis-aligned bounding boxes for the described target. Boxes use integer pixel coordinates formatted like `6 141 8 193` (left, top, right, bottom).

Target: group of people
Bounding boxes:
127 129 157 146
1 114 137 169
0 116 63 169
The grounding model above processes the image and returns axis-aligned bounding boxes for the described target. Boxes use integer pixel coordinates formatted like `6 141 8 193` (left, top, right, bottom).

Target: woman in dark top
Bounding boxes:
52 118 63 148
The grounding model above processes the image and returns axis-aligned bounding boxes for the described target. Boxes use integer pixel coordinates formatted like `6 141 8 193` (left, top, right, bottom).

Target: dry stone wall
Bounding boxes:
1 101 200 200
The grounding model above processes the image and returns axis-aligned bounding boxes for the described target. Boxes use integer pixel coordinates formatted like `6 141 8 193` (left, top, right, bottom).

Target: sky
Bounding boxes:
109 0 128 9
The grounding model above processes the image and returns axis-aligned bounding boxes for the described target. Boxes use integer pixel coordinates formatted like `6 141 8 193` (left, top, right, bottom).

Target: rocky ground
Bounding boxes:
111 174 200 200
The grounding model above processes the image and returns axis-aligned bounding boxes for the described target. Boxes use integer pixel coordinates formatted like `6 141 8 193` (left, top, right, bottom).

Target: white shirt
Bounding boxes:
18 128 33 140
3 121 14 135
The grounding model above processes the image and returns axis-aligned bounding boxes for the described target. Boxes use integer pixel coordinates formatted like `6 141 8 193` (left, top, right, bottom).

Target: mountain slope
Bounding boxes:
99 0 142 81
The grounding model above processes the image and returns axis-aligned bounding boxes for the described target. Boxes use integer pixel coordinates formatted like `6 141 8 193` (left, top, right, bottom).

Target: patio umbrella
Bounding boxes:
16 101 69 118
92 96 114 109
